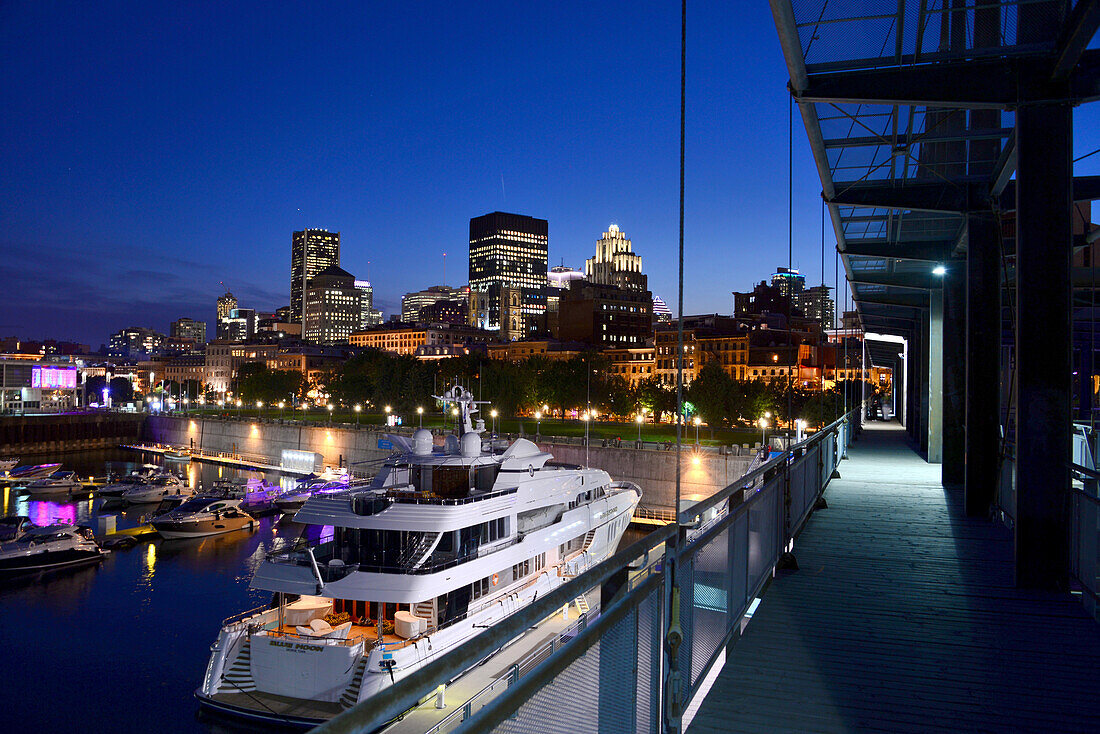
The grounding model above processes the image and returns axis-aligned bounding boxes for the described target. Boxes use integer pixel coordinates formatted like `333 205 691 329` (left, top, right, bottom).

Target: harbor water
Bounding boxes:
1 448 653 733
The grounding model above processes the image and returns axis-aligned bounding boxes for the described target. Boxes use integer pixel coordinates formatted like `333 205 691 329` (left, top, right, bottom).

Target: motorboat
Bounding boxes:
196 385 641 727
99 473 152 498
8 463 61 481
151 497 257 539
22 470 84 495
121 473 192 503
0 516 33 542
164 447 192 461
273 472 352 515
0 458 18 474
0 524 106 574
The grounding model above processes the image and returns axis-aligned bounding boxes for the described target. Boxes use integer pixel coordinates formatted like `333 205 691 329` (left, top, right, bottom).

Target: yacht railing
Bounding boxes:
384 486 519 506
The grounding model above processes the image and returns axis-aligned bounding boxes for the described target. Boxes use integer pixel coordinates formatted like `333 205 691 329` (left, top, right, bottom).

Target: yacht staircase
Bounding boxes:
339 657 370 709
216 637 256 693
574 594 590 616
398 531 439 569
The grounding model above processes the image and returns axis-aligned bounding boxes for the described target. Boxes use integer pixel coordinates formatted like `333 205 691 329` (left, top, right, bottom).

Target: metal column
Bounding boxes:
942 259 967 486
928 290 944 463
1015 102 1073 589
920 312 930 455
965 212 1001 517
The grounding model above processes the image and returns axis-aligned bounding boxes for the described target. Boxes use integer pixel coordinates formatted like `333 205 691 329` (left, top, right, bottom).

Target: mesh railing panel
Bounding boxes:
747 480 780 595
488 583 663 734
688 526 731 691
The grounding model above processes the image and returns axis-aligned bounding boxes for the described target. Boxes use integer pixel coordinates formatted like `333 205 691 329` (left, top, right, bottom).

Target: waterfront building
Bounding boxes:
349 323 497 357
654 315 742 387
303 265 360 345
486 339 585 362
290 228 341 324
203 342 279 397
163 354 207 391
585 224 647 291
557 280 653 349
798 284 836 330
401 285 463 322
267 348 346 389
171 317 207 345
355 281 384 328
0 357 81 412
603 346 656 387
108 327 165 360
468 211 548 335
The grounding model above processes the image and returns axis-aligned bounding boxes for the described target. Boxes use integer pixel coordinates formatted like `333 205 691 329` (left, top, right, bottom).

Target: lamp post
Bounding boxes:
354 404 361 425
451 406 459 432
236 399 242 419
636 413 644 444
417 406 424 428
693 415 701 446
257 400 263 421
278 401 285 420
534 411 542 441
490 408 498 437
384 404 391 428
327 403 333 426
582 411 591 467
758 416 768 449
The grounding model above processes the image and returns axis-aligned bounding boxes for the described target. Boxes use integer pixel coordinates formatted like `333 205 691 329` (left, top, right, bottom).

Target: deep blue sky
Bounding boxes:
2 2 1097 347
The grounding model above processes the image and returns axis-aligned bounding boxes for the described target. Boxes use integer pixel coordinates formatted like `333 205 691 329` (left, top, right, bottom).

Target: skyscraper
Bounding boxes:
770 267 806 299
216 290 238 340
291 229 341 323
171 317 207 345
585 224 646 291
355 280 383 328
303 265 359 345
799 285 836 330
468 212 548 334
401 285 463 322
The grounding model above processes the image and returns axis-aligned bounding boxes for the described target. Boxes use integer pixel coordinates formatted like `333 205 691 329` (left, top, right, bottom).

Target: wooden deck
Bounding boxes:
689 421 1100 733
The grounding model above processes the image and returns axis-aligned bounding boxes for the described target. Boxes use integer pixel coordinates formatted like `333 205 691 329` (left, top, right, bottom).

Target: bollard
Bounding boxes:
97 514 117 535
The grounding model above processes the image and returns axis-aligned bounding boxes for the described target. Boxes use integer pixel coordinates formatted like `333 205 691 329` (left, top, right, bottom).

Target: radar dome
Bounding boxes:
412 429 433 456
460 432 482 458
444 435 460 454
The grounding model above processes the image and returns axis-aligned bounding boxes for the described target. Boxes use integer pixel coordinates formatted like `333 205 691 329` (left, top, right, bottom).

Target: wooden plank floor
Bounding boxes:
689 421 1100 733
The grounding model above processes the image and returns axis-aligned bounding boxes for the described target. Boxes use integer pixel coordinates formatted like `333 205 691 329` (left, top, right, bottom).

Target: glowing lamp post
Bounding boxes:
256 400 263 421
534 411 542 440
354 404 361 425
636 413 644 444
236 399 242 418
693 415 702 446
796 419 807 443
758 416 769 450
490 409 498 437
417 406 424 428
278 401 285 419
327 404 334 425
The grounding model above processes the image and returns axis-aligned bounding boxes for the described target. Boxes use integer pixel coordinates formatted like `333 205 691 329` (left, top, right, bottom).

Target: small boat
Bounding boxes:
274 473 351 515
99 473 152 498
0 524 106 574
0 516 33 542
164 448 191 461
0 458 18 474
9 463 61 481
22 471 83 495
151 497 257 539
121 473 192 503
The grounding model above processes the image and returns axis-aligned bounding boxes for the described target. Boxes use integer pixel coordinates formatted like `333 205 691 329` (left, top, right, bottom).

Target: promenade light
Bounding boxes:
385 405 391 414
354 404 361 412
256 401 263 408
932 265 946 276
452 407 459 416
278 401 285 409
417 406 424 415
490 409 498 418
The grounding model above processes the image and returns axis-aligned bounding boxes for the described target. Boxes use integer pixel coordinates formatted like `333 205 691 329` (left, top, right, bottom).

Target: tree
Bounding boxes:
238 365 307 405
109 376 134 402
688 362 732 426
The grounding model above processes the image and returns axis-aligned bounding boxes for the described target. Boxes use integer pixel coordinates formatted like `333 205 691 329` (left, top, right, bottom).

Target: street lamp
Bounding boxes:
417 406 424 428
534 411 542 440
278 400 285 419
758 416 769 449
257 400 263 421
354 403 361 425
693 415 701 445
636 412 644 443
490 408 498 436
236 399 242 418
327 404 333 425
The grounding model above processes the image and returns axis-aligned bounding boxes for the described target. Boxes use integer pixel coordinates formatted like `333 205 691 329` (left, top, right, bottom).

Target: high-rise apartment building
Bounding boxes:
355 281 384 328
401 285 463 322
108 327 166 360
468 212 548 334
225 308 257 342
771 267 806 299
291 229 341 323
798 285 835 330
216 290 238 340
303 266 360 345
585 224 646 291
171 317 207 345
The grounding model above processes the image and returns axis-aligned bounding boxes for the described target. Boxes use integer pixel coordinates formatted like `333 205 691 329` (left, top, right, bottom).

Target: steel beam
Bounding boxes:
941 257 966 487
1014 103 1073 590
841 239 958 262
850 273 937 290
965 212 1001 517
829 176 1100 214
853 293 929 309
1053 0 1100 80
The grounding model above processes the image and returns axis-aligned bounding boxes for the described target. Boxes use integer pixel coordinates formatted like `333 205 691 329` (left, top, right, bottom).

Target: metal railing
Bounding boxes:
1070 463 1099 621
315 409 859 734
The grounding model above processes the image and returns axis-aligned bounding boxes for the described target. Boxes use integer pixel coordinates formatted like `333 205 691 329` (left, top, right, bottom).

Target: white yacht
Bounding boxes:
22 470 83 495
152 497 257 539
121 473 191 503
0 524 106 573
196 386 641 727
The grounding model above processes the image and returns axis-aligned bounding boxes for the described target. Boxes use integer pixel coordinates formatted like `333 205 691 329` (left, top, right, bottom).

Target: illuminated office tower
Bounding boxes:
291 229 341 323
468 212 548 334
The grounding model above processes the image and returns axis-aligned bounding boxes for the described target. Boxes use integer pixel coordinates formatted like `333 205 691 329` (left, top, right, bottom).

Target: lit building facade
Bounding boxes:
401 285 463 322
355 281 384 328
291 229 341 324
108 327 165 360
585 224 646 291
349 324 497 357
603 346 656 387
547 265 585 337
203 342 279 396
771 266 806 299
797 284 836 330
468 212 548 335
216 291 238 340
557 281 653 348
171 317 207 345
303 266 360 345
225 308 256 342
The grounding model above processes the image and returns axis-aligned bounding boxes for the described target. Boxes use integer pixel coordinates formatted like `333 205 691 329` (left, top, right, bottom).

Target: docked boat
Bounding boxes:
0 516 33 542
151 497 257 539
0 458 18 474
164 447 191 461
22 470 84 495
196 386 641 727
9 462 61 481
273 472 352 515
121 473 192 503
0 524 106 574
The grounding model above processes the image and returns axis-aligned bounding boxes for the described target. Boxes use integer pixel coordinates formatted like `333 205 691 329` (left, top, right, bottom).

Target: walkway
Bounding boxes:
689 421 1100 733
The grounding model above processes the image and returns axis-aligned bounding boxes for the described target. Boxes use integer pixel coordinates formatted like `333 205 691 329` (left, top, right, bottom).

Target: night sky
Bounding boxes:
3 2 1099 348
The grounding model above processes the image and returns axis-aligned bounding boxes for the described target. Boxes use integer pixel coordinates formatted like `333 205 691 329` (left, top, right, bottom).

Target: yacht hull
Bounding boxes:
153 517 255 539
0 549 104 573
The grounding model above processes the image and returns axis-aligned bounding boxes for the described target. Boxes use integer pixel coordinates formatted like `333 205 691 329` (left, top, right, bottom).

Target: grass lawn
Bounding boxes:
181 408 771 446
